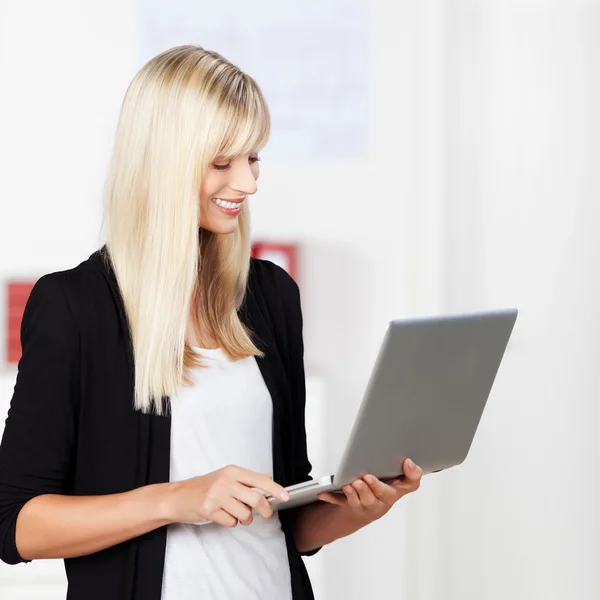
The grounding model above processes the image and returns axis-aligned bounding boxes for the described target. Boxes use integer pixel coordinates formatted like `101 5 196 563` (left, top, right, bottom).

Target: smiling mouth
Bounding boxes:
211 197 245 210
211 198 244 215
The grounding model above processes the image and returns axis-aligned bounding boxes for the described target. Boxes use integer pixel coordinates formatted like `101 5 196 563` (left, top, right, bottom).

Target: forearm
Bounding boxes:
15 483 172 561
293 501 366 554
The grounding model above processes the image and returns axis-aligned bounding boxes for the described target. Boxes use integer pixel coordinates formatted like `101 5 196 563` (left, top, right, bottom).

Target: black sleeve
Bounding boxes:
270 264 322 557
0 274 79 565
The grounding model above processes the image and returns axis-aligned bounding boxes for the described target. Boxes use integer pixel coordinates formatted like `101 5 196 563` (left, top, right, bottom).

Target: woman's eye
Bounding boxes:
212 157 260 171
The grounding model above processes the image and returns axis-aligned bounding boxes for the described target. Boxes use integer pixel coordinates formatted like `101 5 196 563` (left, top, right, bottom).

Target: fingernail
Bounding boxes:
407 459 415 470
280 491 289 501
365 475 375 484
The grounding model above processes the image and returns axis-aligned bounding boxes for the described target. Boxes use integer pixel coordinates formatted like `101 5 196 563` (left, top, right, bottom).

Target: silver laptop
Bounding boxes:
267 308 518 512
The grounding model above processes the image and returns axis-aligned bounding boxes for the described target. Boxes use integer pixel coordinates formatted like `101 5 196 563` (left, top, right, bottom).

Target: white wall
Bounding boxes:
1 1 598 599
405 1 600 600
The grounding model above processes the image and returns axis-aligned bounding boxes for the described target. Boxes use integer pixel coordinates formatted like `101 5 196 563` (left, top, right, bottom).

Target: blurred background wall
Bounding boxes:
1 0 598 599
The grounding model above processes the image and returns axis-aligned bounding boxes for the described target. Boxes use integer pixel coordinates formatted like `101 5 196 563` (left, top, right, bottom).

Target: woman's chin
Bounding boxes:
200 218 240 235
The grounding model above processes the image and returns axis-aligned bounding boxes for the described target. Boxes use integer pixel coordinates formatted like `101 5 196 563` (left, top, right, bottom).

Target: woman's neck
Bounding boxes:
186 322 219 350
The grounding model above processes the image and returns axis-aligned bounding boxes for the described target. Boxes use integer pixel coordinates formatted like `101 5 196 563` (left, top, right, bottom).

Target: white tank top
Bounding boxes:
161 347 293 600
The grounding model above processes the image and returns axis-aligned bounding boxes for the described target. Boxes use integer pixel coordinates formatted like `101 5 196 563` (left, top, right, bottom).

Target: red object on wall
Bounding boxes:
251 242 298 282
7 281 36 365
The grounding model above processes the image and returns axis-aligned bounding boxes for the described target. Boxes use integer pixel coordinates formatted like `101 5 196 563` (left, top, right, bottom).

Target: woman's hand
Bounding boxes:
162 465 289 528
316 458 423 526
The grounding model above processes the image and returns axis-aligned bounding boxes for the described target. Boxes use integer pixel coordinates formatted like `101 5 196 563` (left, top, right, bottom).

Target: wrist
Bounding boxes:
141 482 178 526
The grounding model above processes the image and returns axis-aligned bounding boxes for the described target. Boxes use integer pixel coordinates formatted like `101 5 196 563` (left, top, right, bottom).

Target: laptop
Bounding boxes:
267 308 518 512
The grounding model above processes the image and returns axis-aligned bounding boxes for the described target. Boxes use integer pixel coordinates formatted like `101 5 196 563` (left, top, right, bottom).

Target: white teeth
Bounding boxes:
213 198 242 210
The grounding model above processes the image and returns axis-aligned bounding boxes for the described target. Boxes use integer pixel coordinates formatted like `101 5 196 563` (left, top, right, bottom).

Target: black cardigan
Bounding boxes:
0 246 319 599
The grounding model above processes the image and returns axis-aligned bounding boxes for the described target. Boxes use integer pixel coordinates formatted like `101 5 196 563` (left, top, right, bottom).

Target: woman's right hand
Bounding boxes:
163 465 290 527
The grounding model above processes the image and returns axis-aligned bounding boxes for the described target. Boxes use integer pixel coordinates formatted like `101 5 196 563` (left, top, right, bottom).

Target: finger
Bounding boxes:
210 509 239 528
391 472 422 494
227 465 289 502
352 479 382 510
233 484 273 520
390 482 418 500
402 459 423 482
343 484 362 509
387 477 403 486
317 492 346 506
394 480 421 494
221 497 253 526
363 475 398 505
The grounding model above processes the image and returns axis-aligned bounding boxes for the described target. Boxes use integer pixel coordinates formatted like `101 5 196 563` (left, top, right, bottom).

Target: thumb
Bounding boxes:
403 459 422 479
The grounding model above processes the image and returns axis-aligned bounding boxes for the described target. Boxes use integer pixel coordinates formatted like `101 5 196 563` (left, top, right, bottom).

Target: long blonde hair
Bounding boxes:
101 45 270 414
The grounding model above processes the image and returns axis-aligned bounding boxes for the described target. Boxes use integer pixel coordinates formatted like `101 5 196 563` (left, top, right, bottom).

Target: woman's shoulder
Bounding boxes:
248 257 300 306
27 247 117 329
247 257 303 344
37 246 108 292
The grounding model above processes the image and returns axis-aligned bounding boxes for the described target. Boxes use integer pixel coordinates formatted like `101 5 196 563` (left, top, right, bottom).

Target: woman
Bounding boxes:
0 45 422 599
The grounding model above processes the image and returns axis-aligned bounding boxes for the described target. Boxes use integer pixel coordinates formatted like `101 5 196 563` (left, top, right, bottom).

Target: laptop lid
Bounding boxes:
332 308 518 487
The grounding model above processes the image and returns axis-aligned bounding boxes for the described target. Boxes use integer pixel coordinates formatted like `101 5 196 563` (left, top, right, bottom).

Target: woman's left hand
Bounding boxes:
316 458 423 525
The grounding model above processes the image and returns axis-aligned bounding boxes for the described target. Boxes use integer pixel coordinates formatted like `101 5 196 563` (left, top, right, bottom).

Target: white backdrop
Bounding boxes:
1 1 599 599
404 2 600 600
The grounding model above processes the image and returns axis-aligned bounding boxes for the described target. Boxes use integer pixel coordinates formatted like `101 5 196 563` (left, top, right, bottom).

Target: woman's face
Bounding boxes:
199 153 261 234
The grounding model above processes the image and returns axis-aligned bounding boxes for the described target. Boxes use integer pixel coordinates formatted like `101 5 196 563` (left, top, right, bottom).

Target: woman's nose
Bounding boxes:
229 163 258 196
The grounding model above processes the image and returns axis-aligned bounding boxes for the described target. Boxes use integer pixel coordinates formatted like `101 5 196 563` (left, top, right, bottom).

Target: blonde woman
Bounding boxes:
0 46 422 599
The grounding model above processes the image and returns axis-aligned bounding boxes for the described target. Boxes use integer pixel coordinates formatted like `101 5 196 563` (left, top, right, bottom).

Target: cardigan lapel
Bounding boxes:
238 282 288 487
